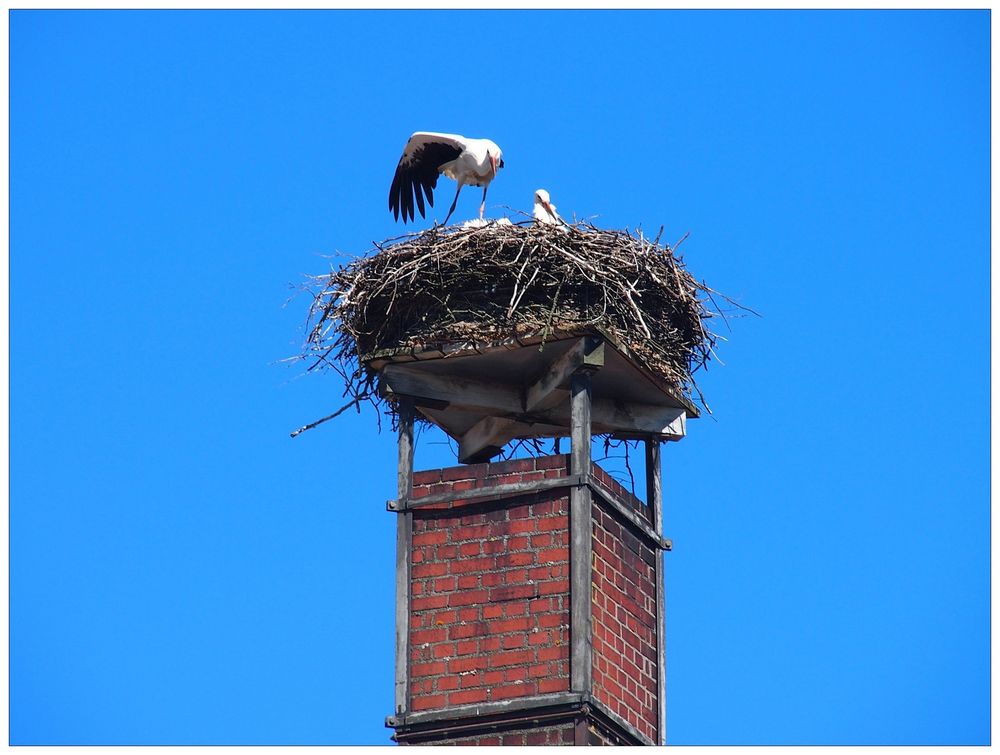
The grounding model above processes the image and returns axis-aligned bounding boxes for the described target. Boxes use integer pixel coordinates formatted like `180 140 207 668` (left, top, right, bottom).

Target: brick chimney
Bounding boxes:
373 332 688 745
386 415 669 744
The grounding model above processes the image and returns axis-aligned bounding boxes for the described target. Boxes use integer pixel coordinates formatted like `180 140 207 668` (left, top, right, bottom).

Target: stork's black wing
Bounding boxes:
388 132 466 223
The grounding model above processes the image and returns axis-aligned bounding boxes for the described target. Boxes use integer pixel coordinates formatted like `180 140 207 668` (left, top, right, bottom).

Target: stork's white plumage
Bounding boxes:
389 132 505 225
533 188 563 225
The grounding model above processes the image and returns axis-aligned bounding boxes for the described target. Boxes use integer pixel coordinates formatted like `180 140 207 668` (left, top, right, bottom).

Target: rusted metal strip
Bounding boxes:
588 478 671 551
388 474 584 511
388 469 670 552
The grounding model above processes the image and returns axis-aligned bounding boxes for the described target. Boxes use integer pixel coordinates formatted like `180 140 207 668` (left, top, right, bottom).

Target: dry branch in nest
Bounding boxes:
295 220 746 435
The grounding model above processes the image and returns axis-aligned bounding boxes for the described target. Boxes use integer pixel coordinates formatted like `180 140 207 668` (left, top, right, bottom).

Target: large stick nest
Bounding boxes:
299 220 739 428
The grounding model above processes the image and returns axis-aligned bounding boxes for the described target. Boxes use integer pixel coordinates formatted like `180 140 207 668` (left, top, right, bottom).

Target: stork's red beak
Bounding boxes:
489 153 498 178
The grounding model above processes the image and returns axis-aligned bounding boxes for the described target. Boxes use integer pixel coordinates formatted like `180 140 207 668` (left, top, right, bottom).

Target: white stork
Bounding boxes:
389 132 505 225
533 188 563 225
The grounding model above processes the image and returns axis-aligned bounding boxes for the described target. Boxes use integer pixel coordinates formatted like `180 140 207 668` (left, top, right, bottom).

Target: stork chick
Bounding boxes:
533 189 563 225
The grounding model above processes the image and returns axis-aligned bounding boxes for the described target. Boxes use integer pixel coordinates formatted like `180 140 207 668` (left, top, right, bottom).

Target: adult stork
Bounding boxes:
388 132 504 225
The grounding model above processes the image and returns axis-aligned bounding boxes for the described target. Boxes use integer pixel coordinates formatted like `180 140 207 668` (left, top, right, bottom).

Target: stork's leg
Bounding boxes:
479 186 488 220
442 182 463 226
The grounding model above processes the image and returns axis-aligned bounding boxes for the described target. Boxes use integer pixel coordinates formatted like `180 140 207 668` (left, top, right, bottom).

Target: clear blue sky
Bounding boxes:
10 10 989 745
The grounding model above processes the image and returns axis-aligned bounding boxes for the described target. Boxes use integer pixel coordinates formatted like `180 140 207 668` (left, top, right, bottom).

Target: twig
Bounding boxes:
289 396 365 438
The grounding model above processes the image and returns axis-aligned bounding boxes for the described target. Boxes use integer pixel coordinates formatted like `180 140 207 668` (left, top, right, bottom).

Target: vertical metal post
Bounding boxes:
645 439 666 745
394 398 415 716
573 707 591 746
569 370 593 696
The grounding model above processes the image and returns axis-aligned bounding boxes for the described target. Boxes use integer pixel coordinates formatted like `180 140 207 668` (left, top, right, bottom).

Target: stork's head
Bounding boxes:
533 188 562 225
485 140 504 178
534 188 555 213
488 149 504 178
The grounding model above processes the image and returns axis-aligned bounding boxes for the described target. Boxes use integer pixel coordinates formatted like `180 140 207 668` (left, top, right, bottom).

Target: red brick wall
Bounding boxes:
408 456 572 713
403 455 660 744
591 477 659 743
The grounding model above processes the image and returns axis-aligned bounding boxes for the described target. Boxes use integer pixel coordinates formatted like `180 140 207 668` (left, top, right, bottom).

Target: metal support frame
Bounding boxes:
387 474 670 552
569 369 595 696
394 399 415 716
387 359 674 744
389 691 653 746
645 439 666 746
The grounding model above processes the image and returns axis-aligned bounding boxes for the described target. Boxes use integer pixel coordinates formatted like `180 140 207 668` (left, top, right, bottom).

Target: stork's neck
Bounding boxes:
534 201 558 223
